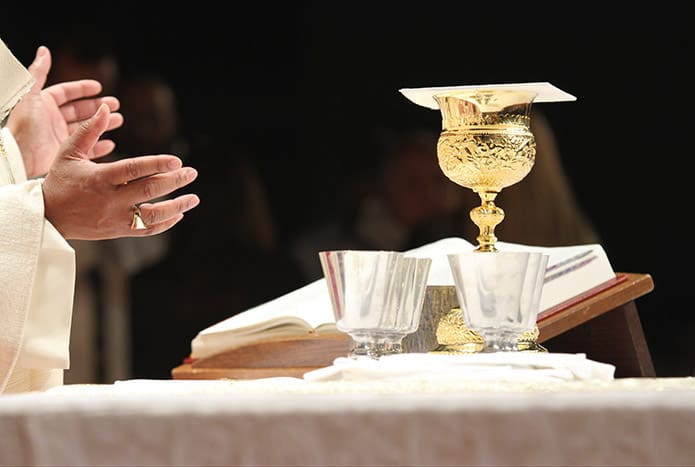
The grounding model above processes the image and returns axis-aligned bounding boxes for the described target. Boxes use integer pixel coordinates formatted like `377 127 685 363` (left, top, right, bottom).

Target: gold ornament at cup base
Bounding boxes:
430 307 545 353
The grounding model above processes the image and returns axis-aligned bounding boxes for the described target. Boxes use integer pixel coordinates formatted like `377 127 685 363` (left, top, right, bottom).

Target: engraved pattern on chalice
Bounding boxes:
434 90 537 253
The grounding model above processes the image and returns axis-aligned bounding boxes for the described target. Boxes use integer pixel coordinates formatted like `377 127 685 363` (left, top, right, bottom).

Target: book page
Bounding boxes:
522 243 615 311
200 280 334 335
191 281 338 359
405 237 476 285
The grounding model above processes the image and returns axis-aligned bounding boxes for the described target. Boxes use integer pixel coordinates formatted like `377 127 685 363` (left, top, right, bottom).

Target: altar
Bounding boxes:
1 376 694 466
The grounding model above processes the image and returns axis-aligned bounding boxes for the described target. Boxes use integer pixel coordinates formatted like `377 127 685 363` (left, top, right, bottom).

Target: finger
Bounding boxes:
68 111 123 135
105 154 184 186
44 79 103 107
122 167 199 204
62 104 111 159
107 112 124 131
136 194 201 227
90 140 116 160
128 214 184 237
27 46 51 91
60 96 121 123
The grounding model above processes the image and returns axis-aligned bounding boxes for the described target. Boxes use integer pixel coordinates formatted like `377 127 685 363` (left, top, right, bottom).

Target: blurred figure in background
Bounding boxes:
48 32 119 95
72 71 188 383
289 126 465 282
129 143 304 378
112 71 188 158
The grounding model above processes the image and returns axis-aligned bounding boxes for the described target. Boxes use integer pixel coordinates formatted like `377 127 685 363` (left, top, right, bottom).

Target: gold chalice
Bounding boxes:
433 88 537 252
400 83 577 353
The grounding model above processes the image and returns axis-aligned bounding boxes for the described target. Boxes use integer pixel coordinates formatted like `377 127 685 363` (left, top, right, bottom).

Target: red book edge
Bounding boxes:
536 272 629 323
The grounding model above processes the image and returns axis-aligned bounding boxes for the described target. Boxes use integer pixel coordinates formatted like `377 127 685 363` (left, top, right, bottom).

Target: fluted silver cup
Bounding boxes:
319 250 431 359
447 251 548 352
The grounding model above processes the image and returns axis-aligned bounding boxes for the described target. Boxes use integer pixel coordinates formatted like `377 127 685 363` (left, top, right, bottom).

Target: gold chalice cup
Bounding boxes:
433 89 537 252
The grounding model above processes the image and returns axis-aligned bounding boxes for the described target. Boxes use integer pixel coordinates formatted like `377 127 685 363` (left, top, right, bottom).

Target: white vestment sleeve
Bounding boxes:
0 37 34 122
0 128 75 393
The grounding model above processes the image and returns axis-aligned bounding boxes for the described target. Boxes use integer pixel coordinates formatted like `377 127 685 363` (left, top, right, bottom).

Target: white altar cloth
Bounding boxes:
1 377 694 466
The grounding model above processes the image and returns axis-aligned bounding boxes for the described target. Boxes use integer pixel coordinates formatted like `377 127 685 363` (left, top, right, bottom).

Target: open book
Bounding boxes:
188 237 619 362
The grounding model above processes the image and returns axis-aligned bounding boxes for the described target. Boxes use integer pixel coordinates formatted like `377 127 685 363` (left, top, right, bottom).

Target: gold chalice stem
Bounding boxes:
470 191 504 252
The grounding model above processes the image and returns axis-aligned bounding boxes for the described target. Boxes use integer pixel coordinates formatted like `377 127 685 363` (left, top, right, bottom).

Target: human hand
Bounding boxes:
42 104 200 240
6 45 123 178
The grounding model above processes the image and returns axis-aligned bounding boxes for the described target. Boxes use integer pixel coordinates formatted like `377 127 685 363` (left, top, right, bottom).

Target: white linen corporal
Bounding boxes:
303 352 616 383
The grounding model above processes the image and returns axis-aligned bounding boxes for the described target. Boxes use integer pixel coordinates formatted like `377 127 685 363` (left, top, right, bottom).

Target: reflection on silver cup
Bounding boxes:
447 251 548 352
319 250 432 359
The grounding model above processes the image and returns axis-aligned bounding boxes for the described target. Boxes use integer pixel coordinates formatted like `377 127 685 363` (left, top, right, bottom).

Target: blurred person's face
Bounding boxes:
117 80 179 154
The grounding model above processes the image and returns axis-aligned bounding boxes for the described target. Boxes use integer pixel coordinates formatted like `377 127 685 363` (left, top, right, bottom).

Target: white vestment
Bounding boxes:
0 38 75 393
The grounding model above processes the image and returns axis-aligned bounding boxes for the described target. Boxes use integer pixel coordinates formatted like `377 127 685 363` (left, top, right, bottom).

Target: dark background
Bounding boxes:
2 3 691 376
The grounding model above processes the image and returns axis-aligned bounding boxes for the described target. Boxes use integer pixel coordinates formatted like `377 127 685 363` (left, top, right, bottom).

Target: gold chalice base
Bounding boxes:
429 308 546 354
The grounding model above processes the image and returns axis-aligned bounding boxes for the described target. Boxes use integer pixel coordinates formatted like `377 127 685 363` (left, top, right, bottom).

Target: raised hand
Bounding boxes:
42 104 200 240
6 45 123 178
